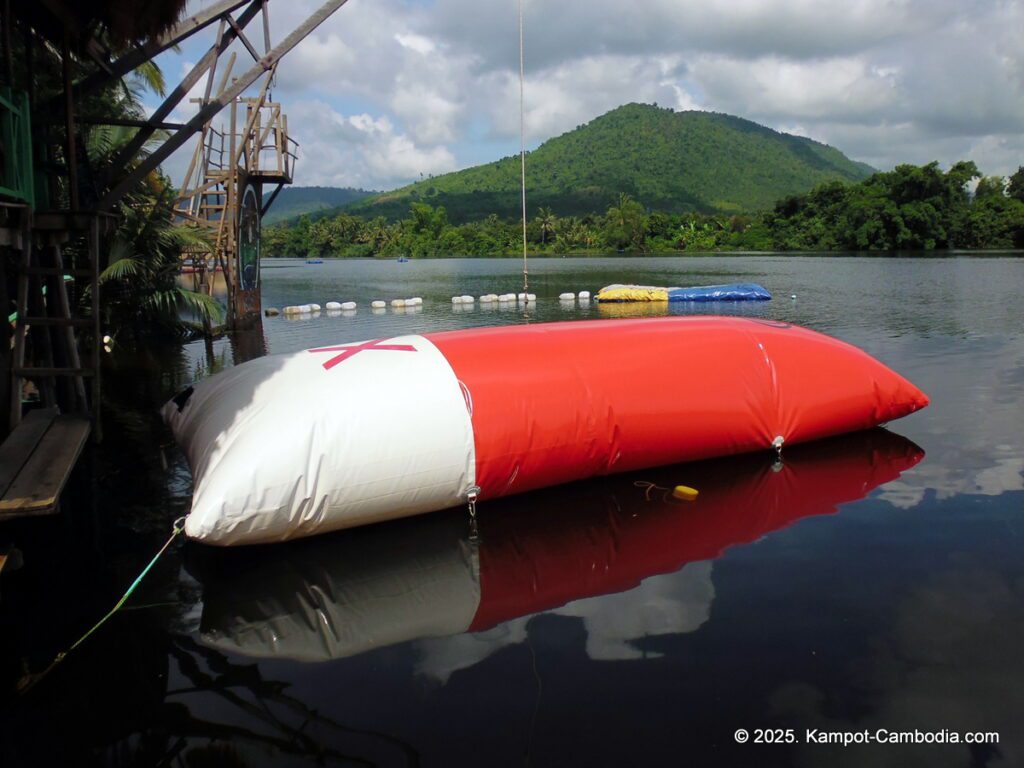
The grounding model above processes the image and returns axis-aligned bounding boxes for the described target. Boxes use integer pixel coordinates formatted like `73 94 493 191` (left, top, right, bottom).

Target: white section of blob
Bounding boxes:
163 335 477 545
325 301 342 310
559 293 575 301
371 300 386 309
578 291 591 299
309 303 321 311
341 301 357 310
391 299 406 308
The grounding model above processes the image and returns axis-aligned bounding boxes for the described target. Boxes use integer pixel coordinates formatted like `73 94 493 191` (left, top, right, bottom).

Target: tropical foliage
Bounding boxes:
265 162 1024 257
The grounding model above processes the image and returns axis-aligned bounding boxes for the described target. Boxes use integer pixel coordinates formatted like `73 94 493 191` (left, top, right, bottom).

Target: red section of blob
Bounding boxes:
427 317 928 501
467 428 924 633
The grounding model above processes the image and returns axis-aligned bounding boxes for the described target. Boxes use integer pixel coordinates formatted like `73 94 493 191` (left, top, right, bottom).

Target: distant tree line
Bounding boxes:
263 162 1024 258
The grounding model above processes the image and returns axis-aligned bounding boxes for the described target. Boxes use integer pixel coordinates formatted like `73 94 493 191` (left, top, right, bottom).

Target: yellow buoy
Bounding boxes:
672 485 699 501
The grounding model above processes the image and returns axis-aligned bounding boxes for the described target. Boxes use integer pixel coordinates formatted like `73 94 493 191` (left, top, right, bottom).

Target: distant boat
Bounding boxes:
305 259 324 264
397 256 410 263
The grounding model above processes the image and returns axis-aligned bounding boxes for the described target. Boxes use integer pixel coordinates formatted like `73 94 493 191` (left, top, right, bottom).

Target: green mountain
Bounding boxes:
347 103 874 222
262 186 375 225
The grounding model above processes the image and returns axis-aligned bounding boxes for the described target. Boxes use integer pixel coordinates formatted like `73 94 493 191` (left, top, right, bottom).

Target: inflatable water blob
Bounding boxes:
189 429 923 659
597 282 771 302
163 317 928 545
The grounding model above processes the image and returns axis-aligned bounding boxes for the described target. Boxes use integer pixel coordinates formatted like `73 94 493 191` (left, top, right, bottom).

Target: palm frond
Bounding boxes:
134 61 167 97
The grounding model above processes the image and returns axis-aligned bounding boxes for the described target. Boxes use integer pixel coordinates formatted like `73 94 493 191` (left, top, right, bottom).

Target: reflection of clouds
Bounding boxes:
416 562 713 683
972 457 1024 497
833 331 1024 511
772 558 1024 768
557 562 713 661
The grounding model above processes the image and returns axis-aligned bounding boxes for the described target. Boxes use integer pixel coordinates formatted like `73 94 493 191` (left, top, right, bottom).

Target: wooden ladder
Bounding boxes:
9 213 101 437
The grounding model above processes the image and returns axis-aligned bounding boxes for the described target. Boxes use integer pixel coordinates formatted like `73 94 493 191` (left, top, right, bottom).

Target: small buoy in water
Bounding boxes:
498 294 513 302
791 294 797 300
309 303 321 312
461 295 474 303
325 301 342 311
672 485 699 501
480 294 494 303
452 296 464 304
559 292 575 301
578 291 591 300
371 300 386 309
392 299 406 308
526 293 537 302
264 307 280 317
409 297 423 305
341 301 357 310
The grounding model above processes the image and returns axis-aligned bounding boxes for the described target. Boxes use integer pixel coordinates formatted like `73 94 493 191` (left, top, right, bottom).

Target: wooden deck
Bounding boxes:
0 407 90 519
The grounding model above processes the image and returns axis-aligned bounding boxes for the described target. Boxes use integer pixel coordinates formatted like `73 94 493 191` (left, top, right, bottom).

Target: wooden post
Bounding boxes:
226 96 237 325
62 34 79 211
89 216 101 441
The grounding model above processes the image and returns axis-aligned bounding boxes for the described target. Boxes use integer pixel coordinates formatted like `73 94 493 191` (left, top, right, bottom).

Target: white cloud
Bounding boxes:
152 0 1024 188
285 99 457 188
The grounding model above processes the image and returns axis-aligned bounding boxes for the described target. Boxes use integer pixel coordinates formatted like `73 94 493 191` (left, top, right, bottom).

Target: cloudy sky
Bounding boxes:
150 0 1024 192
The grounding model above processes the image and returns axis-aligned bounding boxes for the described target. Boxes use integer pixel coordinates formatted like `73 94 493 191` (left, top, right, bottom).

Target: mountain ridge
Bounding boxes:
339 103 874 222
261 185 376 225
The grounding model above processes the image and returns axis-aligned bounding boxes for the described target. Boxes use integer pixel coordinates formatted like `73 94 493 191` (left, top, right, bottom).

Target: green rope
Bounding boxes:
18 516 187 695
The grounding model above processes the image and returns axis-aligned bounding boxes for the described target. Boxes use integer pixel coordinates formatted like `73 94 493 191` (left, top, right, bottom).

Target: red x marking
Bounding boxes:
309 338 417 370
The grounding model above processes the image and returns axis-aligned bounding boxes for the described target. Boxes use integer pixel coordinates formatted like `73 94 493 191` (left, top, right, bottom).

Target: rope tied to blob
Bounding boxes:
18 516 188 695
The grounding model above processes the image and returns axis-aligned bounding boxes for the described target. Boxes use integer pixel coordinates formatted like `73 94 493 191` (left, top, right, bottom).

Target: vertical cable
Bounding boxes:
519 0 528 294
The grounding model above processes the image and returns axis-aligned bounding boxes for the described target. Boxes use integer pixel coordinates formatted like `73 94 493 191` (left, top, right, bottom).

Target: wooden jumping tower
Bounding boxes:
171 0 306 331
174 93 298 329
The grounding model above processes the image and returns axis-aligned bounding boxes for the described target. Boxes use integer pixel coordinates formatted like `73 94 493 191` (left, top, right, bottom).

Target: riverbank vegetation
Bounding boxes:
264 162 1024 258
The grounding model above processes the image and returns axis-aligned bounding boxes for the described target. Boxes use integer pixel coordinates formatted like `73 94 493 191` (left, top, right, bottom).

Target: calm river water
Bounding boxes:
3 255 1023 767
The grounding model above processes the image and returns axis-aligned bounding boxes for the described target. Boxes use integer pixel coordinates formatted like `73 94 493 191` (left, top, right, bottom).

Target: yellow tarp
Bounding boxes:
595 285 670 302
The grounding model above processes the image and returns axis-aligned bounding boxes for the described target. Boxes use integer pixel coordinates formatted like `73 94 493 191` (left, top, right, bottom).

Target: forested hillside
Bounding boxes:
344 103 874 222
262 186 375 225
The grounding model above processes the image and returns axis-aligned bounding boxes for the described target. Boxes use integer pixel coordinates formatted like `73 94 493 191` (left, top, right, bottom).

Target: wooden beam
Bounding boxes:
49 0 253 110
101 0 350 210
102 1 264 179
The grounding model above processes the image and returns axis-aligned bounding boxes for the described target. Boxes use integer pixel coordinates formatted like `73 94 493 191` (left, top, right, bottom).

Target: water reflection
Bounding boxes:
190 429 922 669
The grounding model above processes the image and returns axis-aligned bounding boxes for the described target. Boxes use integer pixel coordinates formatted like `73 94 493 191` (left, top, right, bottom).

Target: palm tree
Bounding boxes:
536 206 557 245
81 61 225 339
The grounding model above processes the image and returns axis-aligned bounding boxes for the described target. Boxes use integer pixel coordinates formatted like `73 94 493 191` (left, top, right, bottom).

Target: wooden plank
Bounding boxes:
0 407 58 497
0 415 90 516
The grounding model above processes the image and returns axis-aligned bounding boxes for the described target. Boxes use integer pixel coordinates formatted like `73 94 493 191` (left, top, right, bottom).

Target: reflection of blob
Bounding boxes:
190 429 923 668
597 301 668 319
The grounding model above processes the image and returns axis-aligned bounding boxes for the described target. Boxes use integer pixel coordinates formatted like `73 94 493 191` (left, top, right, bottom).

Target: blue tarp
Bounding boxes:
666 283 771 302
